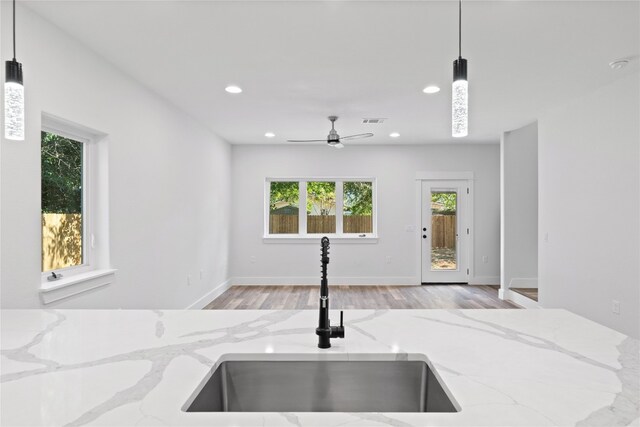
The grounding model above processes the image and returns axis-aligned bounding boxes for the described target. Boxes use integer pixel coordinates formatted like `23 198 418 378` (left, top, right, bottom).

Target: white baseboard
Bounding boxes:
186 278 232 309
468 276 500 285
508 277 538 288
231 276 419 286
231 276 500 286
503 289 540 309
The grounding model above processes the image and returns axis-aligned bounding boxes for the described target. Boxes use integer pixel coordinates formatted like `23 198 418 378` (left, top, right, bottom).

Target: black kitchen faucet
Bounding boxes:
315 236 345 349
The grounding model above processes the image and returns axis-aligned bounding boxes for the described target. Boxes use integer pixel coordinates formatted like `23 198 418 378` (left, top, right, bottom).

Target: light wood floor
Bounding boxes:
204 285 520 310
511 287 539 302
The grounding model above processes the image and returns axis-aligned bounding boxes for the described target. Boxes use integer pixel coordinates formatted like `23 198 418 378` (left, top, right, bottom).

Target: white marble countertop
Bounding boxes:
1 308 638 426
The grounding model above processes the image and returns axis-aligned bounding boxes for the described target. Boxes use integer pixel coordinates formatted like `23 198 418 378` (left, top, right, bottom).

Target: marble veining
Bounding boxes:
429 310 639 426
414 311 619 371
1 308 638 426
2 310 66 370
576 338 639 426
152 310 165 338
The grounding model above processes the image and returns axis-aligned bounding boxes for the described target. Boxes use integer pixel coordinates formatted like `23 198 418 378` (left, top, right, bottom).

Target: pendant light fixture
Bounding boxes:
4 0 24 141
452 0 468 138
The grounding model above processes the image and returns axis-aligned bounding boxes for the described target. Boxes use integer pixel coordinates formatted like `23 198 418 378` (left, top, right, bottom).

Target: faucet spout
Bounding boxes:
316 236 345 349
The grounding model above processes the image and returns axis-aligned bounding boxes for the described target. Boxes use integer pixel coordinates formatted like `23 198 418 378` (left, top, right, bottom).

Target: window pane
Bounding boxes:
269 181 299 234
307 182 336 234
41 131 84 271
431 191 457 270
343 182 373 234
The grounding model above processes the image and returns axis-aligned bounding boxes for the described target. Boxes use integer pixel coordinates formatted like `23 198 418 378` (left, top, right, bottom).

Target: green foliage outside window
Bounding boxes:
269 181 299 212
306 182 335 215
269 181 373 216
41 131 83 214
344 182 372 215
431 192 457 215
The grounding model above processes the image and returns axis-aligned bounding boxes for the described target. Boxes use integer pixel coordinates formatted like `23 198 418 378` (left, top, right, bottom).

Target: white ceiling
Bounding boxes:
24 0 640 145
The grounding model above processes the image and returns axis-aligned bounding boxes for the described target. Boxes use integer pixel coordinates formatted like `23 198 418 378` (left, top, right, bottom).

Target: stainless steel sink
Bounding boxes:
184 356 459 413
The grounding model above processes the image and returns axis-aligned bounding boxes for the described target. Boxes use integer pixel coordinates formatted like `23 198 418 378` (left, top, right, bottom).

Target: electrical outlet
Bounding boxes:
612 300 620 315
187 274 192 286
250 256 256 264
385 256 392 264
482 255 488 264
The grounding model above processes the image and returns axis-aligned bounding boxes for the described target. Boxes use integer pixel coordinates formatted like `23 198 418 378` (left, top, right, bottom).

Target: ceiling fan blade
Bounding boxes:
286 139 328 143
339 133 374 140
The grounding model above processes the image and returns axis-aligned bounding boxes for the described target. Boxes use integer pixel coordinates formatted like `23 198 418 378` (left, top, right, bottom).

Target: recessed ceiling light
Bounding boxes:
390 132 400 138
264 132 275 138
225 85 243 94
423 85 441 94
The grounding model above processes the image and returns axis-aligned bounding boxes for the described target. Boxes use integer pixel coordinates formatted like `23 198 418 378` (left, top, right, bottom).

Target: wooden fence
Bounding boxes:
431 215 456 249
42 213 82 271
269 214 449 244
307 216 336 233
270 215 373 234
269 214 299 234
342 215 373 234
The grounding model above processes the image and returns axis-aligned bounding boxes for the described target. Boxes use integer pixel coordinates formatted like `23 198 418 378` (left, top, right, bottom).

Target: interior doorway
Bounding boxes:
421 180 470 283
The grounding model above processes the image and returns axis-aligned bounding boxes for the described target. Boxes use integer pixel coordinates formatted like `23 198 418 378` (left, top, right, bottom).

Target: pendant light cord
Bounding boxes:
458 0 462 58
13 0 16 60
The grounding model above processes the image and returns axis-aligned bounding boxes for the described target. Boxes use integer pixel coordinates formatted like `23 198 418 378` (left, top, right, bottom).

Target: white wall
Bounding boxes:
538 72 640 338
501 122 538 292
230 144 500 285
0 4 231 309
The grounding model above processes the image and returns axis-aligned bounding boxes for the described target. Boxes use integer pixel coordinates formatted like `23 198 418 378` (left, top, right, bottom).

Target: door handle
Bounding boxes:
422 235 427 239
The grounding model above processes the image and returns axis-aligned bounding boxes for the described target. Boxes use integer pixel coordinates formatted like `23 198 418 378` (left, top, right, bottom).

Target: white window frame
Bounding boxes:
39 114 115 303
40 123 94 277
264 177 378 242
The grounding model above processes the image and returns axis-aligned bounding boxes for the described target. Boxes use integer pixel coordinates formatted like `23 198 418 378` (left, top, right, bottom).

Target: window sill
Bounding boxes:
39 269 117 305
263 236 378 244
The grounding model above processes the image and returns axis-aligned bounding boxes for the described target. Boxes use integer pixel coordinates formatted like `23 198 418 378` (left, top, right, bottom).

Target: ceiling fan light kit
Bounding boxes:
327 116 341 146
287 116 373 148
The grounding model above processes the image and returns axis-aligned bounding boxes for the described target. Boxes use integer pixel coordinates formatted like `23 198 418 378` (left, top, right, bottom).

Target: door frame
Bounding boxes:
415 172 474 284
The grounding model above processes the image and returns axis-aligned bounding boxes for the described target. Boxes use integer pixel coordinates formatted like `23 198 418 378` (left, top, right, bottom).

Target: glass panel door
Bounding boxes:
421 181 469 283
431 191 457 271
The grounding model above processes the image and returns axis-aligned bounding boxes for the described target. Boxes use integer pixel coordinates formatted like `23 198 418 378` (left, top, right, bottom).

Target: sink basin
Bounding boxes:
184 355 459 413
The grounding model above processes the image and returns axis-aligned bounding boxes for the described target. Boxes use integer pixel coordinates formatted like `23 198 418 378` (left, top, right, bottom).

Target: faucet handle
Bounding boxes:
328 310 345 341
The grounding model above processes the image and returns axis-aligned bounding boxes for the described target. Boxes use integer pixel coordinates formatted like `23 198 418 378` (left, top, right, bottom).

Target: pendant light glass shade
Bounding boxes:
452 58 468 138
4 60 24 141
452 80 468 138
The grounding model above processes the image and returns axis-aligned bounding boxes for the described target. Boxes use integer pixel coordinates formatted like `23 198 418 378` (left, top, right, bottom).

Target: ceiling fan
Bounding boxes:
287 116 373 148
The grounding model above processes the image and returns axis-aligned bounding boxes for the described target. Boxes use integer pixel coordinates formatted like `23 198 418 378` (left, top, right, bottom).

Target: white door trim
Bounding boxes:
415 171 474 181
415 172 475 284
